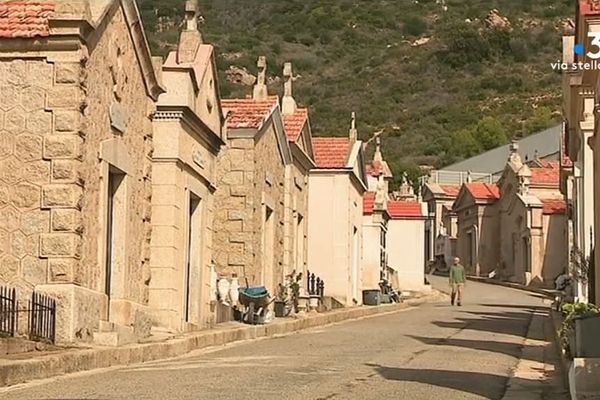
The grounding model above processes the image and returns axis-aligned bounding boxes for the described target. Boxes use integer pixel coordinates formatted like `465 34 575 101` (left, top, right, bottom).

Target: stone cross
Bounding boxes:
185 0 198 31
373 132 383 162
349 112 358 143
257 56 266 86
283 62 293 97
281 62 297 115
253 56 268 100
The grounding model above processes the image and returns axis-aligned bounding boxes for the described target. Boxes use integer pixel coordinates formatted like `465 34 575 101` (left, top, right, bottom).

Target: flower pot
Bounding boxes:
297 295 309 314
274 300 287 318
217 278 231 303
229 277 240 305
309 295 320 312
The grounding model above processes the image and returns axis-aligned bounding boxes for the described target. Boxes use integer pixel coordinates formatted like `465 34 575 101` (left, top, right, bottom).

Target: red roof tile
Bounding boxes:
222 96 278 130
536 160 560 169
388 200 424 219
530 167 560 187
363 191 375 215
465 183 500 201
439 185 461 197
283 108 308 142
366 160 393 178
542 199 567 215
312 137 351 168
0 1 54 38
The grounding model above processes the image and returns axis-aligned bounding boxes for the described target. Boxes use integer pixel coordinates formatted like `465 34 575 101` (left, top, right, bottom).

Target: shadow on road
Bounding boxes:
366 363 510 399
406 335 543 363
431 310 534 338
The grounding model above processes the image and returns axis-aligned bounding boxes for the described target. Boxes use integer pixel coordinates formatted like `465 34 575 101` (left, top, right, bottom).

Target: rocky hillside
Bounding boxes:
139 0 573 187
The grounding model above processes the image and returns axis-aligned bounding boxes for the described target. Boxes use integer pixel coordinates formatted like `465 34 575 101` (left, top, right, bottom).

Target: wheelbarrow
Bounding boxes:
238 286 272 325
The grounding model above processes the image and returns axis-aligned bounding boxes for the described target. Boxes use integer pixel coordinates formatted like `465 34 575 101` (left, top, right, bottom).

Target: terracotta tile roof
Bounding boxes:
388 200 424 219
465 183 500 201
536 160 560 169
580 0 600 15
530 167 560 187
0 1 54 38
363 191 376 215
439 185 461 197
312 137 351 168
283 108 308 142
541 199 567 215
222 96 279 130
366 160 393 178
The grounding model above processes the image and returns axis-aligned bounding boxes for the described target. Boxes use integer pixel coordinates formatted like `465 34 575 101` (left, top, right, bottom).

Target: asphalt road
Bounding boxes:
1 277 568 400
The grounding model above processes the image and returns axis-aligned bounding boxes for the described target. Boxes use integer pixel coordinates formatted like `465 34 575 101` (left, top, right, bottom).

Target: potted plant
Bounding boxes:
559 302 599 358
274 283 288 318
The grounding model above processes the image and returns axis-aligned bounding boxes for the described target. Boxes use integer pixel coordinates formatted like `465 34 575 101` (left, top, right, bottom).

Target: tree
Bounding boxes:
450 129 481 158
474 117 508 150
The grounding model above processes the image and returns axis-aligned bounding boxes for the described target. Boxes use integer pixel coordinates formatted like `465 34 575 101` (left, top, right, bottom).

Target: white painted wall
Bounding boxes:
387 218 427 291
307 173 364 305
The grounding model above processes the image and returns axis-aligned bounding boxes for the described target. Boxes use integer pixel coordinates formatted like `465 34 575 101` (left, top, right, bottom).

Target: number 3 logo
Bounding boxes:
588 32 600 59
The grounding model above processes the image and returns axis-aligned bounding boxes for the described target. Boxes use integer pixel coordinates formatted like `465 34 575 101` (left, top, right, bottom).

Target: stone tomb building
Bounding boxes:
149 2 225 333
0 0 163 343
215 58 293 295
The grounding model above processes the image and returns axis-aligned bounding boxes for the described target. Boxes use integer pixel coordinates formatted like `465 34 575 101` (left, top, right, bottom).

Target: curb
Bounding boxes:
466 276 556 298
549 309 572 390
501 309 546 399
0 295 437 388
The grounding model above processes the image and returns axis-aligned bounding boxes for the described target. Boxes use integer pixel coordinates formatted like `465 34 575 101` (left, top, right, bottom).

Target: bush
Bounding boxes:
439 22 491 68
402 15 428 37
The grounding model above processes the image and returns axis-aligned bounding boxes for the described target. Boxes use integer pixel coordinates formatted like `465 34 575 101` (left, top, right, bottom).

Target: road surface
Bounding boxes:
1 277 568 400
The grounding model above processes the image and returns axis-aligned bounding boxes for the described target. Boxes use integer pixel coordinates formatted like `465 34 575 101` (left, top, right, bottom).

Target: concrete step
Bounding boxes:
93 323 137 347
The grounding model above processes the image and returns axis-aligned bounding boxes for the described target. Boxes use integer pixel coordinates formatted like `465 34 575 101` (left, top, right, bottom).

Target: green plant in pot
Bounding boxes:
559 302 599 358
274 283 289 318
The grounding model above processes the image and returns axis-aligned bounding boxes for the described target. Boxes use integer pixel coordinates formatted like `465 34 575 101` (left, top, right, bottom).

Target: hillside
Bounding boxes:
139 0 573 187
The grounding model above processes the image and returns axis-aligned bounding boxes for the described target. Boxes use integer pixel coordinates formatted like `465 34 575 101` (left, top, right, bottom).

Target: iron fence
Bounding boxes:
307 271 325 298
28 291 56 343
0 286 17 337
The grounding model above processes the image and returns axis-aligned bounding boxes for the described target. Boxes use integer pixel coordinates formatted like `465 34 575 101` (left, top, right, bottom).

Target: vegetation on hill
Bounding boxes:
139 0 573 188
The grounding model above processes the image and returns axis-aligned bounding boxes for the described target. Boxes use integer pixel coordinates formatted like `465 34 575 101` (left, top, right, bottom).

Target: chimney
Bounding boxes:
177 0 203 64
349 112 358 143
281 62 297 115
253 56 268 100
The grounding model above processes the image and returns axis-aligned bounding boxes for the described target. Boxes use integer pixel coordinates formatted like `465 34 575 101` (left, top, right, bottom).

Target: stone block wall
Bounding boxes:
214 124 287 290
0 56 82 290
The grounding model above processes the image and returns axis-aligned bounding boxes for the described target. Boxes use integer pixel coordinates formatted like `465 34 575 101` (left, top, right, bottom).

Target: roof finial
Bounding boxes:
282 62 297 115
185 0 198 31
349 112 358 143
466 170 472 183
177 0 203 63
374 132 383 162
508 139 522 165
253 56 268 100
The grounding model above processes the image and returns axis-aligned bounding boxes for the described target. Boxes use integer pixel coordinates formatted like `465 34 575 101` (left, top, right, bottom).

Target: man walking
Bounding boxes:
449 257 466 306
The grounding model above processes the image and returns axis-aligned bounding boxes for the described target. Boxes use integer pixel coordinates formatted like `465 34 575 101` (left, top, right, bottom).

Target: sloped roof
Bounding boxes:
283 108 308 142
222 96 279 130
542 199 567 215
388 200 424 219
464 182 500 200
312 137 350 168
363 191 376 215
367 159 393 178
442 125 561 176
530 167 560 187
0 1 55 38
